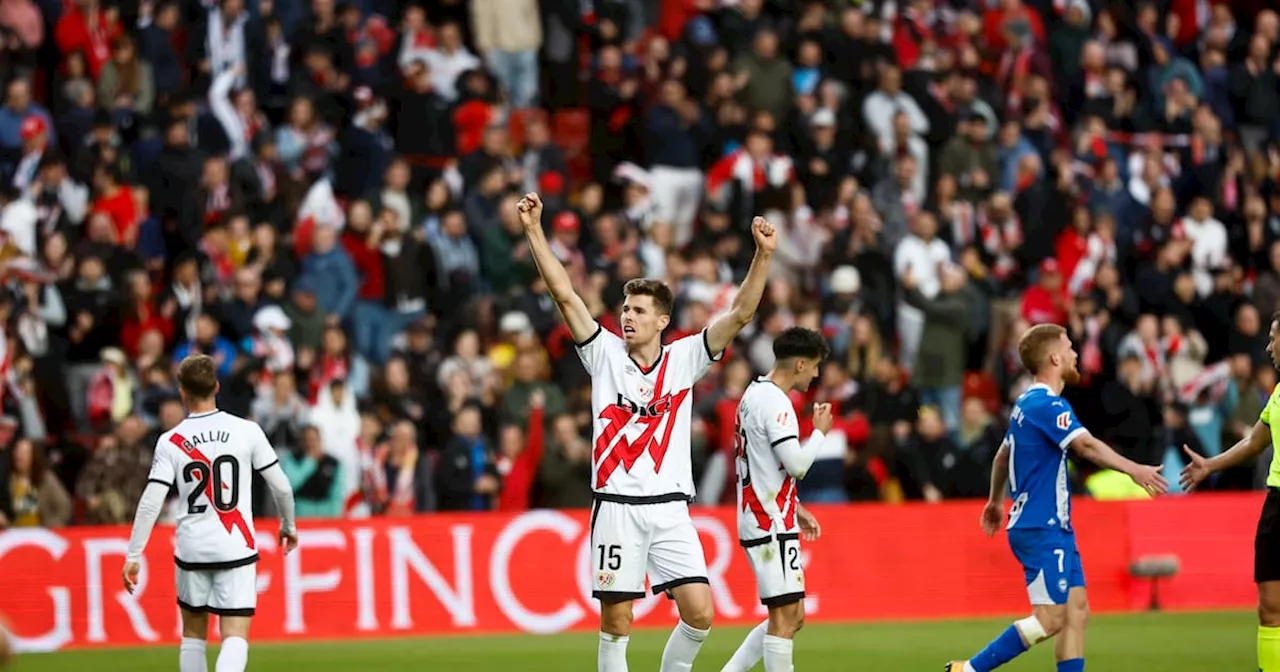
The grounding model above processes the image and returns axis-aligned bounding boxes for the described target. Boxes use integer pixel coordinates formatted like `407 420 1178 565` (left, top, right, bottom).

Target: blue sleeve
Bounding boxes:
332 253 358 318
1030 398 1088 451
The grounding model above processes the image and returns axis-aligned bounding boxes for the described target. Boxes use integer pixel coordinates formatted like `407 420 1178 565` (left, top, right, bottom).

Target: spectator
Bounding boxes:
435 404 499 511
74 417 149 524
310 377 361 504
298 224 357 324
902 263 972 437
862 65 929 143
536 412 593 509
497 389 544 512
469 0 541 109
282 425 344 517
97 35 155 117
8 437 70 527
364 419 433 515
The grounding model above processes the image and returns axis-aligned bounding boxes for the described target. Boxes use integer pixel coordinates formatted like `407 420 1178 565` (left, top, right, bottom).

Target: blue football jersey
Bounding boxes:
1004 383 1088 532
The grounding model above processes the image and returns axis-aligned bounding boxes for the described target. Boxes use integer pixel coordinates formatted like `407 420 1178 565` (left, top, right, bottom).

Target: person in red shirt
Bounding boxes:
1021 259 1069 325
90 164 136 245
54 0 122 78
341 201 389 365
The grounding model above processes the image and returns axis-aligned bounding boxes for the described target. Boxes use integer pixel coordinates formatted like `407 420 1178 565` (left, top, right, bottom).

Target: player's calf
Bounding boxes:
215 616 251 672
661 583 714 672
766 601 805 639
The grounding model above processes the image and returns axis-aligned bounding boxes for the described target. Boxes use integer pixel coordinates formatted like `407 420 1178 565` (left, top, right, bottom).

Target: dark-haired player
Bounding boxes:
720 327 831 672
947 324 1166 672
122 354 298 672
517 192 774 672
1182 312 1280 672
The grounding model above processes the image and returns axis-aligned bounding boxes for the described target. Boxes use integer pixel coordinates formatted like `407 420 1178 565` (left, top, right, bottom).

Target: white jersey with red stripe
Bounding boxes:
576 324 720 498
734 378 802 544
146 409 279 568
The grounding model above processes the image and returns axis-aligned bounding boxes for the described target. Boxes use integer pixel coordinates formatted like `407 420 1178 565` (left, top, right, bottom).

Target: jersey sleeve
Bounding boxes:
251 424 281 471
1033 398 1089 450
760 390 801 448
668 330 723 383
573 322 621 376
146 436 177 487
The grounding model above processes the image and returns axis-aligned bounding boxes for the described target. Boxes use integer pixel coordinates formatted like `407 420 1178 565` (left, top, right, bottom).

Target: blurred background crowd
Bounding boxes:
0 0 1276 528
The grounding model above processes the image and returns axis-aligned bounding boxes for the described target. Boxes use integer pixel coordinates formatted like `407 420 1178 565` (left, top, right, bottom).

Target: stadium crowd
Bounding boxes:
0 0 1276 527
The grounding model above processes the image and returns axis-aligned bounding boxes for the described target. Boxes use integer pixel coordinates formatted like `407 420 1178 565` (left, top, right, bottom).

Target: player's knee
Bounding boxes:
1070 598 1090 630
1022 610 1061 641
1260 601 1280 627
681 602 714 631
600 602 635 636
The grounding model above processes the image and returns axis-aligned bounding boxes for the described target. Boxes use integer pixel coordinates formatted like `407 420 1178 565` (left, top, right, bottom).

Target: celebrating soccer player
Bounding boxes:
122 354 299 672
517 192 774 672
947 324 1167 672
720 327 830 672
1181 313 1280 672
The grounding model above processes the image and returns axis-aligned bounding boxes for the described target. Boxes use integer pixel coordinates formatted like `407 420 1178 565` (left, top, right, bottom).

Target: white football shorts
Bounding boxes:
176 564 258 616
590 498 708 600
743 532 806 606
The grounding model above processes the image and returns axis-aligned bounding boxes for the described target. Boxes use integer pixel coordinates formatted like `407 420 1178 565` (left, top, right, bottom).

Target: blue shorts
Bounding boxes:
1007 528 1086 606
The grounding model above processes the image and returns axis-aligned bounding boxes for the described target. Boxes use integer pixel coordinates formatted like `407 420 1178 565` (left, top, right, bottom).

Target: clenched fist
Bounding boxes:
516 193 544 231
751 216 777 253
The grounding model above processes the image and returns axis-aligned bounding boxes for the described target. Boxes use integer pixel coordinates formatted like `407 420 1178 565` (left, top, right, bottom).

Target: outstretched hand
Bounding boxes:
1179 444 1212 492
1129 463 1169 496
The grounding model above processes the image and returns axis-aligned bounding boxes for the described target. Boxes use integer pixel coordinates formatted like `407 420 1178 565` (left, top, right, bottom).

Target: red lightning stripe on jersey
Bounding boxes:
169 433 255 550
593 354 691 489
775 474 797 530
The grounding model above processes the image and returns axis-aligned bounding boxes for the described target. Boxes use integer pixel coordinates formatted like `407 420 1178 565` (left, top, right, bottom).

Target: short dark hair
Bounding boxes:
1018 323 1067 374
176 354 219 399
772 327 830 362
622 278 674 315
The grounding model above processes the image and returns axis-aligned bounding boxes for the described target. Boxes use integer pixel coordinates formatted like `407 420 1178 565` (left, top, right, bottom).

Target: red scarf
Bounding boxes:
309 354 349 403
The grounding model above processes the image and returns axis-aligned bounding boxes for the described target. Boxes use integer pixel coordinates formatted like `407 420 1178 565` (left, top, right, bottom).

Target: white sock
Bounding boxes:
599 631 629 672
762 634 793 672
660 619 711 672
721 620 768 672
180 637 208 672
215 636 248 672
964 663 978 672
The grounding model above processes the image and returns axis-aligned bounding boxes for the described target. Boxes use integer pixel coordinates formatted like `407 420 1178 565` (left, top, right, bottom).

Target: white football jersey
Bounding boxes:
146 410 279 568
576 325 719 498
734 378 803 544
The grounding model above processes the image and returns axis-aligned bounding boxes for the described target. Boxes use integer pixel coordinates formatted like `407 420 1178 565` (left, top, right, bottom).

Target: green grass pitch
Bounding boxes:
12 611 1253 671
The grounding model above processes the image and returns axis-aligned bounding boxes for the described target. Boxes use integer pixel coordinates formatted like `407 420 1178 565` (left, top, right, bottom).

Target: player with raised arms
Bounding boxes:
1181 311 1280 672
517 192 775 672
720 327 831 672
122 354 298 672
947 323 1167 672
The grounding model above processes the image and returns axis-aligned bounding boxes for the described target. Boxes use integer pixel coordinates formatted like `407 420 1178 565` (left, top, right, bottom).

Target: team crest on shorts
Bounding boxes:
1058 578 1068 594
597 571 616 589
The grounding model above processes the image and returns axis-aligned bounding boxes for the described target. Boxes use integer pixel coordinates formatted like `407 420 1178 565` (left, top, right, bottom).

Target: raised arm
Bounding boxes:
1070 432 1168 495
705 216 777 355
1181 420 1271 490
517 193 598 344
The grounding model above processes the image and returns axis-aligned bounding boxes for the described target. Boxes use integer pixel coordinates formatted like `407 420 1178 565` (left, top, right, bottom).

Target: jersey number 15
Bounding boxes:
182 456 241 515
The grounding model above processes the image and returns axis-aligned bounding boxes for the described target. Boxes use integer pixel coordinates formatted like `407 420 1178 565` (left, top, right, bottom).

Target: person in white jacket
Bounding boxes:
1178 195 1228 297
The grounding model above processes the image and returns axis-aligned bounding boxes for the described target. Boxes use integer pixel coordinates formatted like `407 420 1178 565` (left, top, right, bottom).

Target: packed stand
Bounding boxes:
0 0 1275 527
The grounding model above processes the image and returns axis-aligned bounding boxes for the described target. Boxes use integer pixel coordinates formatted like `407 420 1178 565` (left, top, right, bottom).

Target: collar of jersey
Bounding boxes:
187 409 223 418
1025 382 1058 396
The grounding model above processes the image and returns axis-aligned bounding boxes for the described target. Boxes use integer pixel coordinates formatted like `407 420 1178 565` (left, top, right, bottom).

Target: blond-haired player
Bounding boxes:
123 354 298 672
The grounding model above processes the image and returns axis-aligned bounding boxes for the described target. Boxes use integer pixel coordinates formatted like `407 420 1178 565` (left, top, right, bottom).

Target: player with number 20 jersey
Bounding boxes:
124 355 298 672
